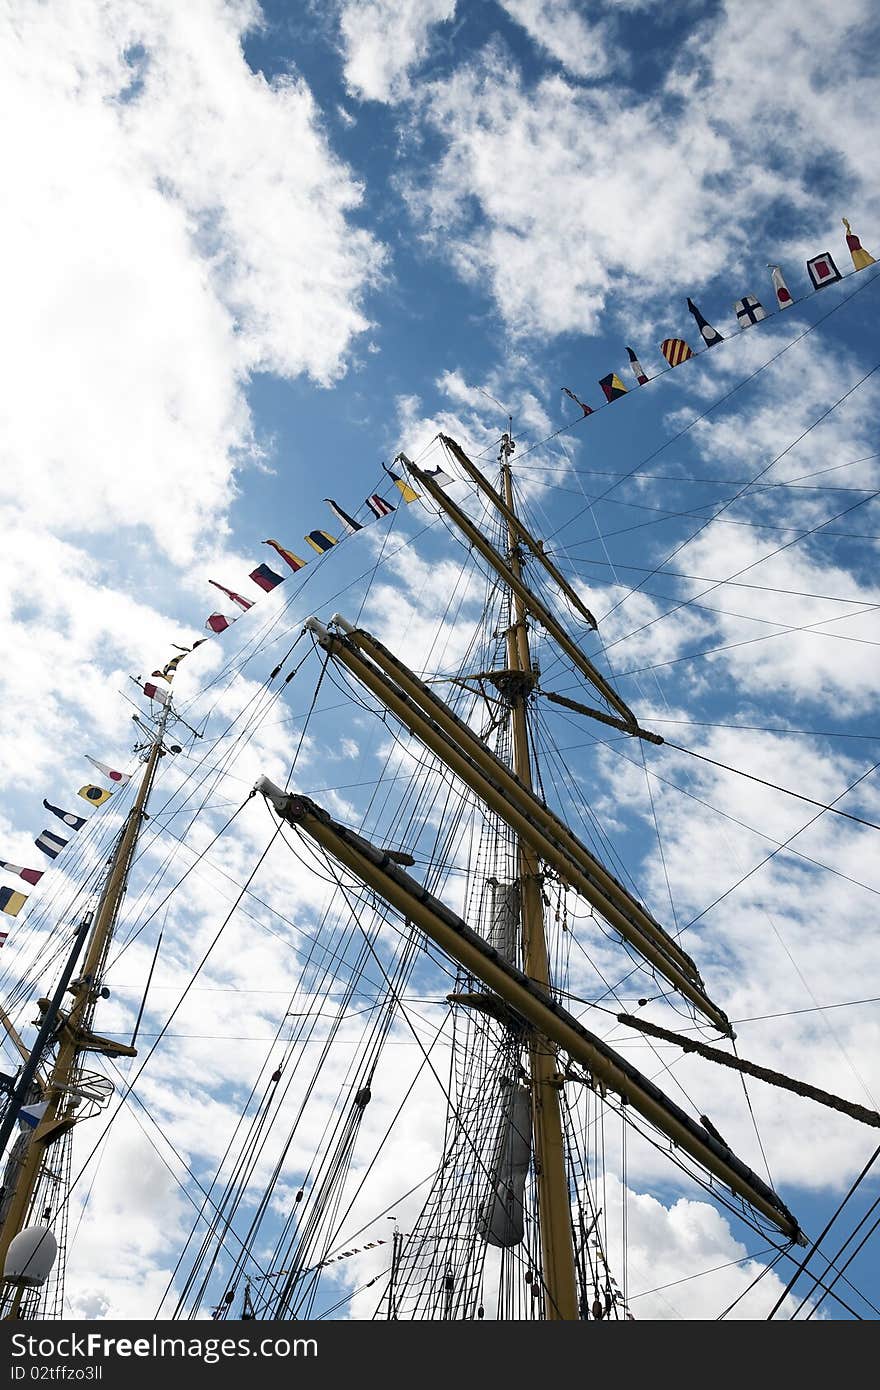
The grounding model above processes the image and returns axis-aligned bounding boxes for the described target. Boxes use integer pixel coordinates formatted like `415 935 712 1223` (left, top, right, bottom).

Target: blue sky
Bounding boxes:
1 0 879 1320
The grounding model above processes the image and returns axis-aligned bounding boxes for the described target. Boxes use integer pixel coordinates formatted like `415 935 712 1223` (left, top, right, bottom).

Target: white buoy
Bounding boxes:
3 1226 57 1287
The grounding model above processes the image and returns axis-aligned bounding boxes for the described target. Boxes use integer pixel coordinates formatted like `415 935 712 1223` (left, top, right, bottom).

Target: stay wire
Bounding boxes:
597 366 880 640
664 743 880 838
802 1200 880 1320
527 265 880 513
765 1141 880 1319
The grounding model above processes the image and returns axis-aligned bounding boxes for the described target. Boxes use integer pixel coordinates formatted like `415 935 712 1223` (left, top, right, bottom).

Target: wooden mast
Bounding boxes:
0 702 171 1304
496 428 580 1320
287 434 803 1311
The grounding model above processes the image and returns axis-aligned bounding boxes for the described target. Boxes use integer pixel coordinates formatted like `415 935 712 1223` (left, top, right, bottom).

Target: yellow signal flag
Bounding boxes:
392 477 419 503
842 217 875 270
265 539 308 572
0 886 28 917
78 784 113 806
659 338 695 367
384 461 420 503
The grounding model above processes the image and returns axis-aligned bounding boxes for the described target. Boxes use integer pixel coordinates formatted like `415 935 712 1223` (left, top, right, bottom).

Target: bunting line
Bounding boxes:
181 222 878 675
3 216 874 959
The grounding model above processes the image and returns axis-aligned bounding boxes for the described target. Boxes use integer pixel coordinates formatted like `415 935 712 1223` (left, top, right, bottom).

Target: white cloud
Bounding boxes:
667 530 880 712
337 0 457 103
561 719 880 1188
404 3 880 338
406 52 740 337
0 0 383 558
499 0 611 79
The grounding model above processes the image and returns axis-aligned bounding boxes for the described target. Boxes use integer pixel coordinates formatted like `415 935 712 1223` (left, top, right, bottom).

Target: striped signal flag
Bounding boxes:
35 830 68 859
151 652 186 683
626 347 648 385
325 499 363 534
0 861 43 887
366 495 395 518
265 540 307 572
305 530 338 554
659 338 694 367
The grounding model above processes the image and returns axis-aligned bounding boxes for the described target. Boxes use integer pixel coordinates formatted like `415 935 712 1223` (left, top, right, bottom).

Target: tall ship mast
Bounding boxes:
0 704 172 1317
1 428 877 1322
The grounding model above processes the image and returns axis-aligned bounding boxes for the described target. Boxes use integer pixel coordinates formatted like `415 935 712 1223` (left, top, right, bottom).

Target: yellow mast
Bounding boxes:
299 432 751 1313
269 432 803 1313
495 430 579 1320
0 703 170 1303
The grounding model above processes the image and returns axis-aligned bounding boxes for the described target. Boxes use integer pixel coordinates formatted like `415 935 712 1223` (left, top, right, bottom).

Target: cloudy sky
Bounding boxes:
1 0 879 1322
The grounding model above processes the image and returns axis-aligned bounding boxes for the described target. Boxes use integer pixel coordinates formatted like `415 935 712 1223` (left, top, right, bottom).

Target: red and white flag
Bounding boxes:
806 251 842 290
205 612 235 634
0 861 43 886
85 756 130 785
769 264 793 308
143 682 170 705
208 580 253 611
366 494 395 518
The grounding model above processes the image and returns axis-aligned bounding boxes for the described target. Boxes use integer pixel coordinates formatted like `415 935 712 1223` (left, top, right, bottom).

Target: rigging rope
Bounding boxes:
664 744 880 837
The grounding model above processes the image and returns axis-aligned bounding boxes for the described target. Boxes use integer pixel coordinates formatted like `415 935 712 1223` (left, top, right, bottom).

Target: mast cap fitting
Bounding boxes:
303 616 330 640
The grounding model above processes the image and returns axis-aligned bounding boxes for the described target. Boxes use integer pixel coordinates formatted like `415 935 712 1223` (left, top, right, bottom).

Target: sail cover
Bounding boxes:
486 879 519 964
479 1085 532 1248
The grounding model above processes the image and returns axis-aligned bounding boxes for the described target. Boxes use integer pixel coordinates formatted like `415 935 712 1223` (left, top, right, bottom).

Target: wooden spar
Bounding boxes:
255 781 803 1245
437 433 599 630
540 688 665 745
406 459 639 728
328 616 696 981
618 1014 880 1129
304 619 731 1034
0 704 171 1287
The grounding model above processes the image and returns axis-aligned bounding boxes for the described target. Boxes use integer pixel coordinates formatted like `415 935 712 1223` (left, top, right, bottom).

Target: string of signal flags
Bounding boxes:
1 218 875 939
0 465 434 940
561 217 876 415
183 223 878 664
186 218 876 667
0 761 132 936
